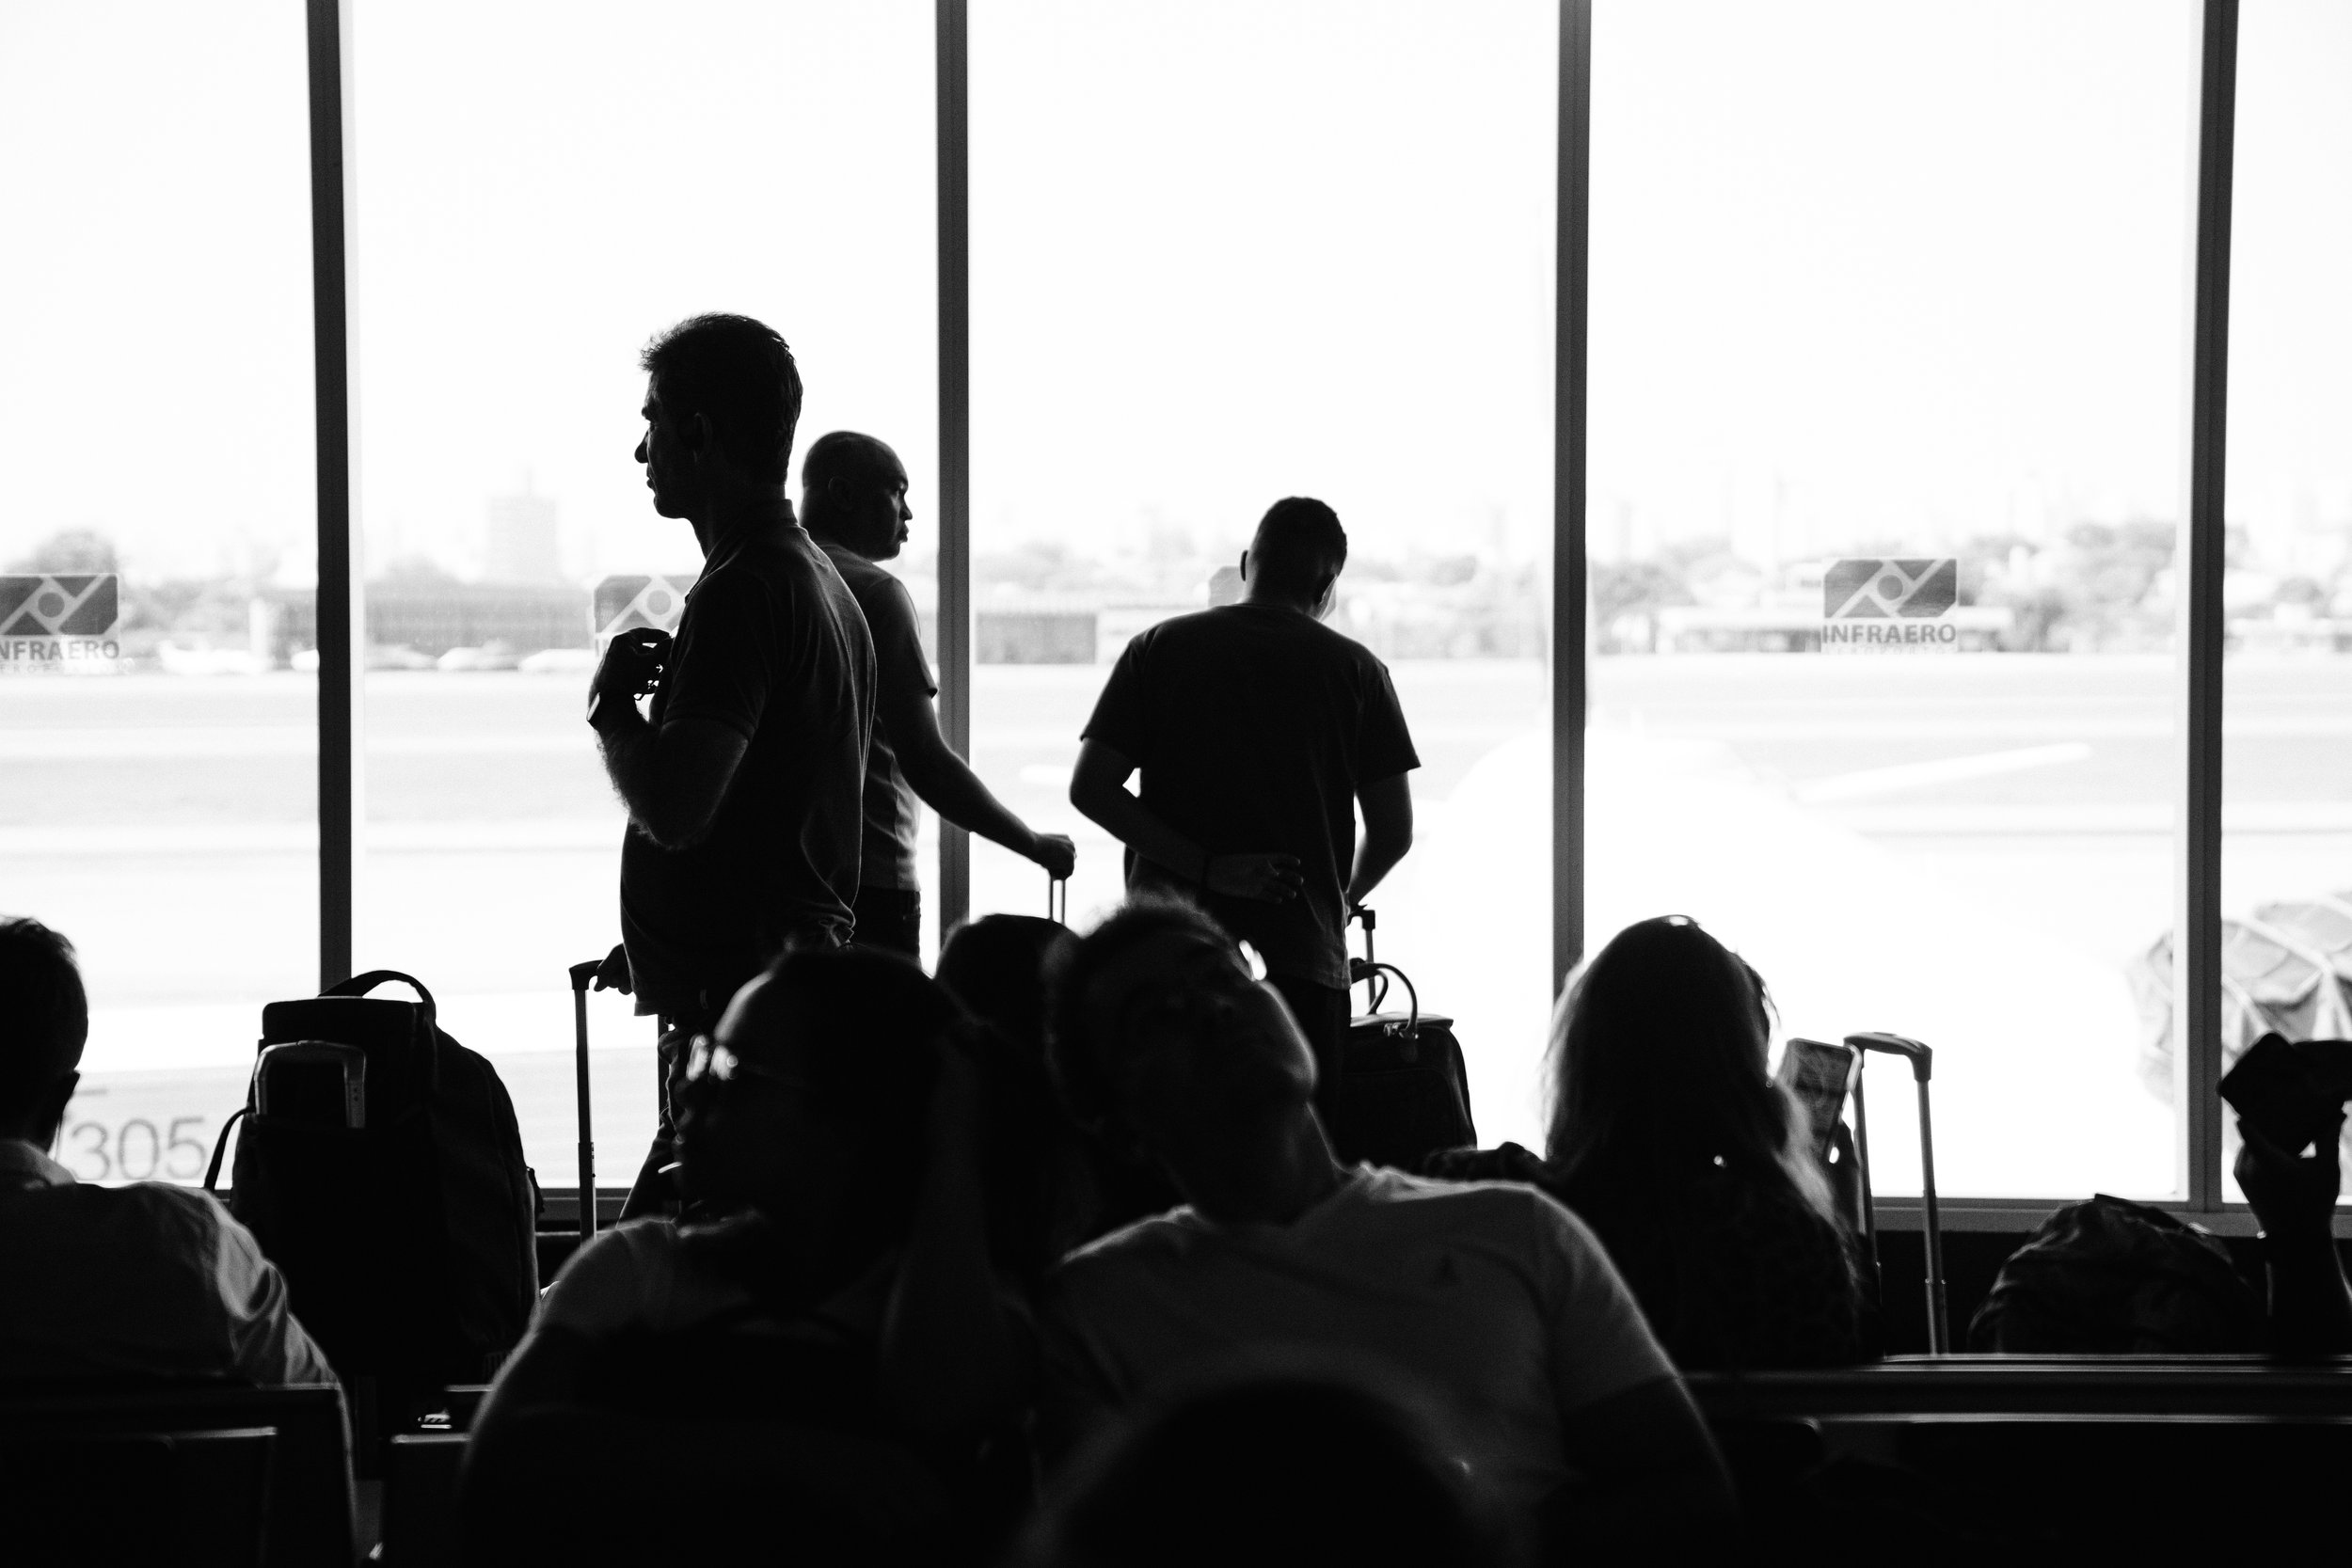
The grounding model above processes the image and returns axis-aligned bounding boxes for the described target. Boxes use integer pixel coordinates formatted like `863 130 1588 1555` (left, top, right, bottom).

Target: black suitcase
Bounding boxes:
205 971 540 1391
1327 909 1476 1170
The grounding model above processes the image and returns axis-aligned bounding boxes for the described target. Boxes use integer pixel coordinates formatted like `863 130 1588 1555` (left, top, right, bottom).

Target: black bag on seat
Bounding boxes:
209 970 539 1386
1966 1194 2265 1353
1327 911 1475 1171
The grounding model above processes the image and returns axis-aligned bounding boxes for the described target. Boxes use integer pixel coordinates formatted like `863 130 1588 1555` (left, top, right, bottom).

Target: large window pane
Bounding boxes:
970 1 1557 1147
2217 0 2352 1196
1590 1 2196 1197
0 3 314 1182
350 0 936 1185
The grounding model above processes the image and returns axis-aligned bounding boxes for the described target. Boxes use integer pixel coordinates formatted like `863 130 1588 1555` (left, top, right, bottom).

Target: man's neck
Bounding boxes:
1173 1112 1349 1227
1240 585 1320 617
691 487 795 559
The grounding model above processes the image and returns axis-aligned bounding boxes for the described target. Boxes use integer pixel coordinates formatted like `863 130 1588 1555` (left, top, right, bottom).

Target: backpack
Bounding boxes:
207 971 539 1386
1967 1194 2265 1353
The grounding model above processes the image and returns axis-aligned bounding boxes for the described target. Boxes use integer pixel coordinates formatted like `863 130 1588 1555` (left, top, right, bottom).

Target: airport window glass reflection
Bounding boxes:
0 2 317 1184
2217 0 2352 1200
969 0 1559 1146
1587 0 2196 1197
348 0 937 1185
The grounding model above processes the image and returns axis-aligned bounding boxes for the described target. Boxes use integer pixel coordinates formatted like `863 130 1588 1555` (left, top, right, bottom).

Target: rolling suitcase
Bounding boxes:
1786 1031 1949 1354
1327 908 1476 1171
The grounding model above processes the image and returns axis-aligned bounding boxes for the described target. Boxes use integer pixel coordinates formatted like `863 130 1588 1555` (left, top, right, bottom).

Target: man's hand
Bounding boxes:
2237 1111 2344 1241
592 942 633 996
1207 851 1304 904
587 628 672 728
1026 832 1078 881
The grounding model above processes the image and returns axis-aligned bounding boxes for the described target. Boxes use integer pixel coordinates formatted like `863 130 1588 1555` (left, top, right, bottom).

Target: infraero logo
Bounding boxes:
0 574 123 671
592 574 695 650
0 574 119 637
1820 559 1959 652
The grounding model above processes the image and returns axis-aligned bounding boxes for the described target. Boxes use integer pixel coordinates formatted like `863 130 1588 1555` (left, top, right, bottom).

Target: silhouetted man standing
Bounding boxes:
1070 498 1416 1108
591 314 874 1215
801 430 1075 958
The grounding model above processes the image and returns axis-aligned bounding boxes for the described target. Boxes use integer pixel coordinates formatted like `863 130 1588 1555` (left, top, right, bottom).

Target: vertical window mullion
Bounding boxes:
308 0 361 991
1552 0 1592 995
2177 0 2237 1212
936 0 973 937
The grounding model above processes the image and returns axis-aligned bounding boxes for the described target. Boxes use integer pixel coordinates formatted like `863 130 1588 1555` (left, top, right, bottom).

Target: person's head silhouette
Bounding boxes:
800 430 913 562
0 918 87 1151
634 313 803 549
1239 497 1347 620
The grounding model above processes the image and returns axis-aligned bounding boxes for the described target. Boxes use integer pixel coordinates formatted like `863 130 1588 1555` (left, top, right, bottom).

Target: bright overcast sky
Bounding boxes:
1 1 2344 583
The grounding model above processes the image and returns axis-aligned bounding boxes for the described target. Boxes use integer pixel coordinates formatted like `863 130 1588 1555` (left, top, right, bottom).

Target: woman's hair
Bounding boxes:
1543 915 1836 1224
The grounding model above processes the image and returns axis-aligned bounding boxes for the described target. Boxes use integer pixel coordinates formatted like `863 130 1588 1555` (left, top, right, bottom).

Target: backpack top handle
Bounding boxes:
326 970 438 1020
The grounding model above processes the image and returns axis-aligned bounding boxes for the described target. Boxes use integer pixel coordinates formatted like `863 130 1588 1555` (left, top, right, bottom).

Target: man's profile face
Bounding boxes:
838 448 914 562
633 379 692 519
1086 925 1317 1159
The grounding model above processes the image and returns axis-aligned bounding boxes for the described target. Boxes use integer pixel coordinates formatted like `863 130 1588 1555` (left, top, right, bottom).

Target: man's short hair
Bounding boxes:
641 313 804 485
1249 497 1347 597
800 430 896 501
1045 895 1236 1132
0 918 87 1119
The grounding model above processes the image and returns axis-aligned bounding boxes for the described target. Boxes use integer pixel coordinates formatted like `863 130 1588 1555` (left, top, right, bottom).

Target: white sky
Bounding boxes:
0 1 2344 583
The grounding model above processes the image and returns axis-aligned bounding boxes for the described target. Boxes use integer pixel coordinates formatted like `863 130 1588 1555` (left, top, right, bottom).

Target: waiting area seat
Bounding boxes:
1690 1356 2352 1556
0 1382 354 1568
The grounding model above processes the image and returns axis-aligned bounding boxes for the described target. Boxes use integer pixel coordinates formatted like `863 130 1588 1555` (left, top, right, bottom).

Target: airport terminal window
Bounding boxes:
0 2 318 1183
1586 0 2198 1198
967 0 1559 1146
345 0 938 1184
2217 0 2352 1199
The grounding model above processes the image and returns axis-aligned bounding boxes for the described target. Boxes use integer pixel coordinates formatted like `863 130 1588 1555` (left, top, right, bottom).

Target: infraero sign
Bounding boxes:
1821 559 1960 653
0 574 122 671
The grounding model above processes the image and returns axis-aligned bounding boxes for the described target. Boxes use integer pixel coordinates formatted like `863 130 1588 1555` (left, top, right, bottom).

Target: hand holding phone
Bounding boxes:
587 627 674 728
1777 1037 1859 1161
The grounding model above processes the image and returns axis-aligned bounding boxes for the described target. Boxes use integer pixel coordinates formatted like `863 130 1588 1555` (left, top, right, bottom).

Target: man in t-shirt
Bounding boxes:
591 313 876 1216
0 917 334 1386
799 430 1075 958
1071 497 1416 1109
1038 898 1735 1555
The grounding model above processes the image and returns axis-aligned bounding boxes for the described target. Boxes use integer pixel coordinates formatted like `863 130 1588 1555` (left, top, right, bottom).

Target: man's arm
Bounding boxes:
595 701 750 850
884 669 1074 879
1345 771 1413 908
1069 738 1302 903
2236 1115 2352 1354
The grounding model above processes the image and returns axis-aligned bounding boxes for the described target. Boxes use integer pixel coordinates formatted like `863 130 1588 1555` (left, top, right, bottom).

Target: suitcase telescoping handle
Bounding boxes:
568 958 606 1242
1846 1032 1945 1354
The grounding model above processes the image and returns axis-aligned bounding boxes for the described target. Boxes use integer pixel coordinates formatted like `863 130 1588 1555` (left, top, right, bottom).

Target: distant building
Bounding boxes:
484 488 563 584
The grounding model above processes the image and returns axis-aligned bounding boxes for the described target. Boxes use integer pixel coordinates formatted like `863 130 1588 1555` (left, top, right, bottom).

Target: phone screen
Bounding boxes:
1778 1038 1857 1160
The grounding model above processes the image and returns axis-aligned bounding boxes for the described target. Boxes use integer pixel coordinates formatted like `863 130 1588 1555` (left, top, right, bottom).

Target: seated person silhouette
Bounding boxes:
937 914 1179 1275
0 916 333 1386
1070 496 1418 1118
802 431 1076 958
464 945 1030 1564
1015 1361 1504 1568
1037 896 1734 1560
1431 916 1865 1370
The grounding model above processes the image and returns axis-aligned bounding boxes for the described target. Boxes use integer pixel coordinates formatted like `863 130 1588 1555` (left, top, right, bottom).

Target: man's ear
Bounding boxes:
1238 548 1252 582
1313 573 1340 618
682 411 714 459
34 1070 79 1149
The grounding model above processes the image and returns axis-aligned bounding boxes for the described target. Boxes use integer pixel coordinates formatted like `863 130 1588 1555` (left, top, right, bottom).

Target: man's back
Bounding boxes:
1082 605 1417 988
1041 1165 1674 1514
0 1142 334 1385
621 518 876 1012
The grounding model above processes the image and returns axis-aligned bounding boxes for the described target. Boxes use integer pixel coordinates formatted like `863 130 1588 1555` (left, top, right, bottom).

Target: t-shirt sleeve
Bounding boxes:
534 1219 674 1337
866 575 937 700
1355 658 1420 783
1527 1189 1678 1415
213 1210 339 1386
660 571 775 740
1079 638 1150 760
